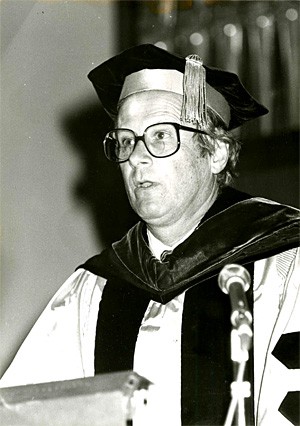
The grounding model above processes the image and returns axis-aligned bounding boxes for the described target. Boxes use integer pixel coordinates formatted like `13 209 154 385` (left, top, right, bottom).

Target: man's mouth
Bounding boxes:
134 180 158 194
138 181 153 188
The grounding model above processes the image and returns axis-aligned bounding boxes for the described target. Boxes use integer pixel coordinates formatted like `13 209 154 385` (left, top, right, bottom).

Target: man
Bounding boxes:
1 45 299 425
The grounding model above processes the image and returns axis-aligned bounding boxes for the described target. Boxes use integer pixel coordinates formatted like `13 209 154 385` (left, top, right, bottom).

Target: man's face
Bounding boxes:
118 91 217 230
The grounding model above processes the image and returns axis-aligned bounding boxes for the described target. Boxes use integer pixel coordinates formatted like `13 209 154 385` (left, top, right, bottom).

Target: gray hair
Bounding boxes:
195 108 242 188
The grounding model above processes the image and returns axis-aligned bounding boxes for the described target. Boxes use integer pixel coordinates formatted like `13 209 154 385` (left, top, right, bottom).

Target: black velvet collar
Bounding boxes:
81 188 299 304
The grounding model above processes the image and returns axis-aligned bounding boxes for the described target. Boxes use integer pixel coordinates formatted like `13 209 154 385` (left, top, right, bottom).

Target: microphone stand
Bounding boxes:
224 316 253 426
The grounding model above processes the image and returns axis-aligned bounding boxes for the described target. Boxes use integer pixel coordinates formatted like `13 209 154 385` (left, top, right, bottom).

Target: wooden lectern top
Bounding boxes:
0 371 151 426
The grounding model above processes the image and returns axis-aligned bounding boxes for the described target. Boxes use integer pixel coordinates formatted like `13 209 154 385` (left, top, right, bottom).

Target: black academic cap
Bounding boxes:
88 44 268 130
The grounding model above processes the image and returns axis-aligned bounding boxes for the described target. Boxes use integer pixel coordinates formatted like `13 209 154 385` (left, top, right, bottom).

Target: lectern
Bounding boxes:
0 371 151 425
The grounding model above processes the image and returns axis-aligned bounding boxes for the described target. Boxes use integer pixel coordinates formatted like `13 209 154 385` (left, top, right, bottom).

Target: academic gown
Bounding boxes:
1 188 299 425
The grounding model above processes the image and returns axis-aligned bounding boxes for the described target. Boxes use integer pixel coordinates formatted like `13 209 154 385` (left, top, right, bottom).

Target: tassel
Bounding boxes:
181 54 207 127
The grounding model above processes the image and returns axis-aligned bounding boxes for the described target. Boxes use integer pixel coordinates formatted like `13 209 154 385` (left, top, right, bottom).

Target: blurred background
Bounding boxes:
0 0 299 377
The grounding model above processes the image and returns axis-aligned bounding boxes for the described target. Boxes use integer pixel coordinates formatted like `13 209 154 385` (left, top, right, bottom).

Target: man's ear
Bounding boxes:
210 140 229 174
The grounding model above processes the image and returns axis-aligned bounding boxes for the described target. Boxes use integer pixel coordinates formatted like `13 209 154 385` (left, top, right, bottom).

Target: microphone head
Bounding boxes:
218 264 251 294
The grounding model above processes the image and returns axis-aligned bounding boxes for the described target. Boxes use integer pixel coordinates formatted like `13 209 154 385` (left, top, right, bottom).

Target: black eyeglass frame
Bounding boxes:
103 122 209 163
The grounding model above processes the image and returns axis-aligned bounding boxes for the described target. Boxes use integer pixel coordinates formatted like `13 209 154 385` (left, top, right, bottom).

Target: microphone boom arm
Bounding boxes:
218 264 253 426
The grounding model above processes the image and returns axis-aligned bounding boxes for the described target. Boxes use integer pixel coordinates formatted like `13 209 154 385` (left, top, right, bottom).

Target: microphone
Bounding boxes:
218 264 253 351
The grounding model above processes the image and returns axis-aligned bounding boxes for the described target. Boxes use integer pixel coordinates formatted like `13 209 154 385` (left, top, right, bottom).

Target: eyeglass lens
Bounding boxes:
104 123 179 162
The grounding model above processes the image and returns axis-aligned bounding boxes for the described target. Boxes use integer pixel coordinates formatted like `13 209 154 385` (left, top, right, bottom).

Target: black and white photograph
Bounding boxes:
0 1 299 425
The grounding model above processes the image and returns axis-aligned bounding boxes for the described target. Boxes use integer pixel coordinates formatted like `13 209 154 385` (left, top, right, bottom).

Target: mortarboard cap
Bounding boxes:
88 44 268 130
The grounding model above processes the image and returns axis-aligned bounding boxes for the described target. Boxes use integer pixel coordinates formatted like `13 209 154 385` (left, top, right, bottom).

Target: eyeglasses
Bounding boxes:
103 122 209 163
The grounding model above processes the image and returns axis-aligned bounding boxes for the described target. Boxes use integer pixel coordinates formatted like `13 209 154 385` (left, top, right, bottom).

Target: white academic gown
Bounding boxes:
1 248 299 425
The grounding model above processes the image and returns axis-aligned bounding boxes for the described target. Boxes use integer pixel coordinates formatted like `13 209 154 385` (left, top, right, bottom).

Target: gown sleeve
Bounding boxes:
0 269 106 388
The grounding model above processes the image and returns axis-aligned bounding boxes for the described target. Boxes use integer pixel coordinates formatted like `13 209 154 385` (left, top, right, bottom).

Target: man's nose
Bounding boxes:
128 139 152 167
